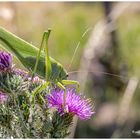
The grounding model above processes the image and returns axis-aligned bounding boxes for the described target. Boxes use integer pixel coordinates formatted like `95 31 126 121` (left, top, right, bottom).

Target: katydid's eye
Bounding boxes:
66 74 69 77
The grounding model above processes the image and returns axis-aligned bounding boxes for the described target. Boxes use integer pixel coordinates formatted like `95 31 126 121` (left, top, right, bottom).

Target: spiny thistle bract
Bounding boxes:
0 51 94 138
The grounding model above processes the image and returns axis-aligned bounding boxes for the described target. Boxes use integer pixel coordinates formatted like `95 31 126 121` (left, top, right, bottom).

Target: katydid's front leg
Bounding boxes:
31 81 50 105
62 80 80 92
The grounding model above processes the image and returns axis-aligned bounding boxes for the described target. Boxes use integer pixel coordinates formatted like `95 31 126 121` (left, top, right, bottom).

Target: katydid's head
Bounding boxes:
50 60 68 81
59 66 68 80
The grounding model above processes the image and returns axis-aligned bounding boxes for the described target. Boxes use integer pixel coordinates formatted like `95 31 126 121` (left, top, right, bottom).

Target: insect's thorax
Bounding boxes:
48 61 68 82
25 55 68 82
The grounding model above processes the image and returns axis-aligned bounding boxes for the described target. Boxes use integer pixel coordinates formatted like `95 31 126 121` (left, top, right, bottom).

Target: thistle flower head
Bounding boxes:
0 91 8 103
47 89 94 120
28 76 45 84
0 51 12 71
31 76 40 83
13 68 28 77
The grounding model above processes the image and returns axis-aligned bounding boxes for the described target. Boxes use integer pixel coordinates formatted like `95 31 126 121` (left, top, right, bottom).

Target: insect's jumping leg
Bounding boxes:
44 30 52 80
57 82 67 112
62 80 80 92
31 35 45 80
32 30 51 80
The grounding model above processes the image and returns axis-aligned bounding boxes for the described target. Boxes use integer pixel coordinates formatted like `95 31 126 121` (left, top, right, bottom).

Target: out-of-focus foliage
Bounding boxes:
0 2 103 70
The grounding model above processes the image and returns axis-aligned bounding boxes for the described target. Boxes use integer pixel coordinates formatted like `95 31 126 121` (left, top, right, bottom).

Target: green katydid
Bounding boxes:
0 27 79 109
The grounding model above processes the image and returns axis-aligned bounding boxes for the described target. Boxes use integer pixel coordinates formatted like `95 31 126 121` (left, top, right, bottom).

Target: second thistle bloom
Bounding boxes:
47 89 94 120
0 91 8 103
0 51 12 71
13 68 28 77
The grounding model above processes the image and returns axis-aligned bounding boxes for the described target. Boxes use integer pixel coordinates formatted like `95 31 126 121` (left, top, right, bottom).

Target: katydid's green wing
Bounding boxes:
0 27 58 78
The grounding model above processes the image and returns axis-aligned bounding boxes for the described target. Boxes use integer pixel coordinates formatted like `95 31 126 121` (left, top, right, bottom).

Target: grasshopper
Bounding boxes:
0 27 79 109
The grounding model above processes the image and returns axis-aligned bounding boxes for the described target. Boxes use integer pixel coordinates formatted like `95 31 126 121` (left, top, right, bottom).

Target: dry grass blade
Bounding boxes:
112 77 139 137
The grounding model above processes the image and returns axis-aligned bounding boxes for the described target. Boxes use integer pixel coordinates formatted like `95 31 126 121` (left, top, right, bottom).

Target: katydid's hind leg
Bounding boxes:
57 82 67 112
32 29 51 80
62 80 80 92
44 30 52 80
32 32 46 80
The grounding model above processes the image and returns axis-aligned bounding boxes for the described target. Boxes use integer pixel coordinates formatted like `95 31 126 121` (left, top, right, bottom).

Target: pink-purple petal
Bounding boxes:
46 89 94 120
0 91 8 103
0 51 12 71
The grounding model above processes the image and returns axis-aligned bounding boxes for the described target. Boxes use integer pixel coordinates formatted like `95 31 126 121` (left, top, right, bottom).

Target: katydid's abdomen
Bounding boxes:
0 27 68 80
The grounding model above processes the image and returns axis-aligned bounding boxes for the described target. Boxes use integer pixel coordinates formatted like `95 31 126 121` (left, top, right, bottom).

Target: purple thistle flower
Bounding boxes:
13 68 28 77
0 51 12 71
0 91 8 103
47 89 94 120
28 76 45 84
13 69 45 84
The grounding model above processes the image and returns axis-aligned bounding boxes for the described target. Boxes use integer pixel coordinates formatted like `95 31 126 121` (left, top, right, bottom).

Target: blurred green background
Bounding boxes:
0 2 140 138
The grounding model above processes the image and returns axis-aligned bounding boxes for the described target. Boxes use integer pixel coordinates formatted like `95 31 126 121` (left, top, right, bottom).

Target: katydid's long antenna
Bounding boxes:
68 27 92 71
68 70 129 81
